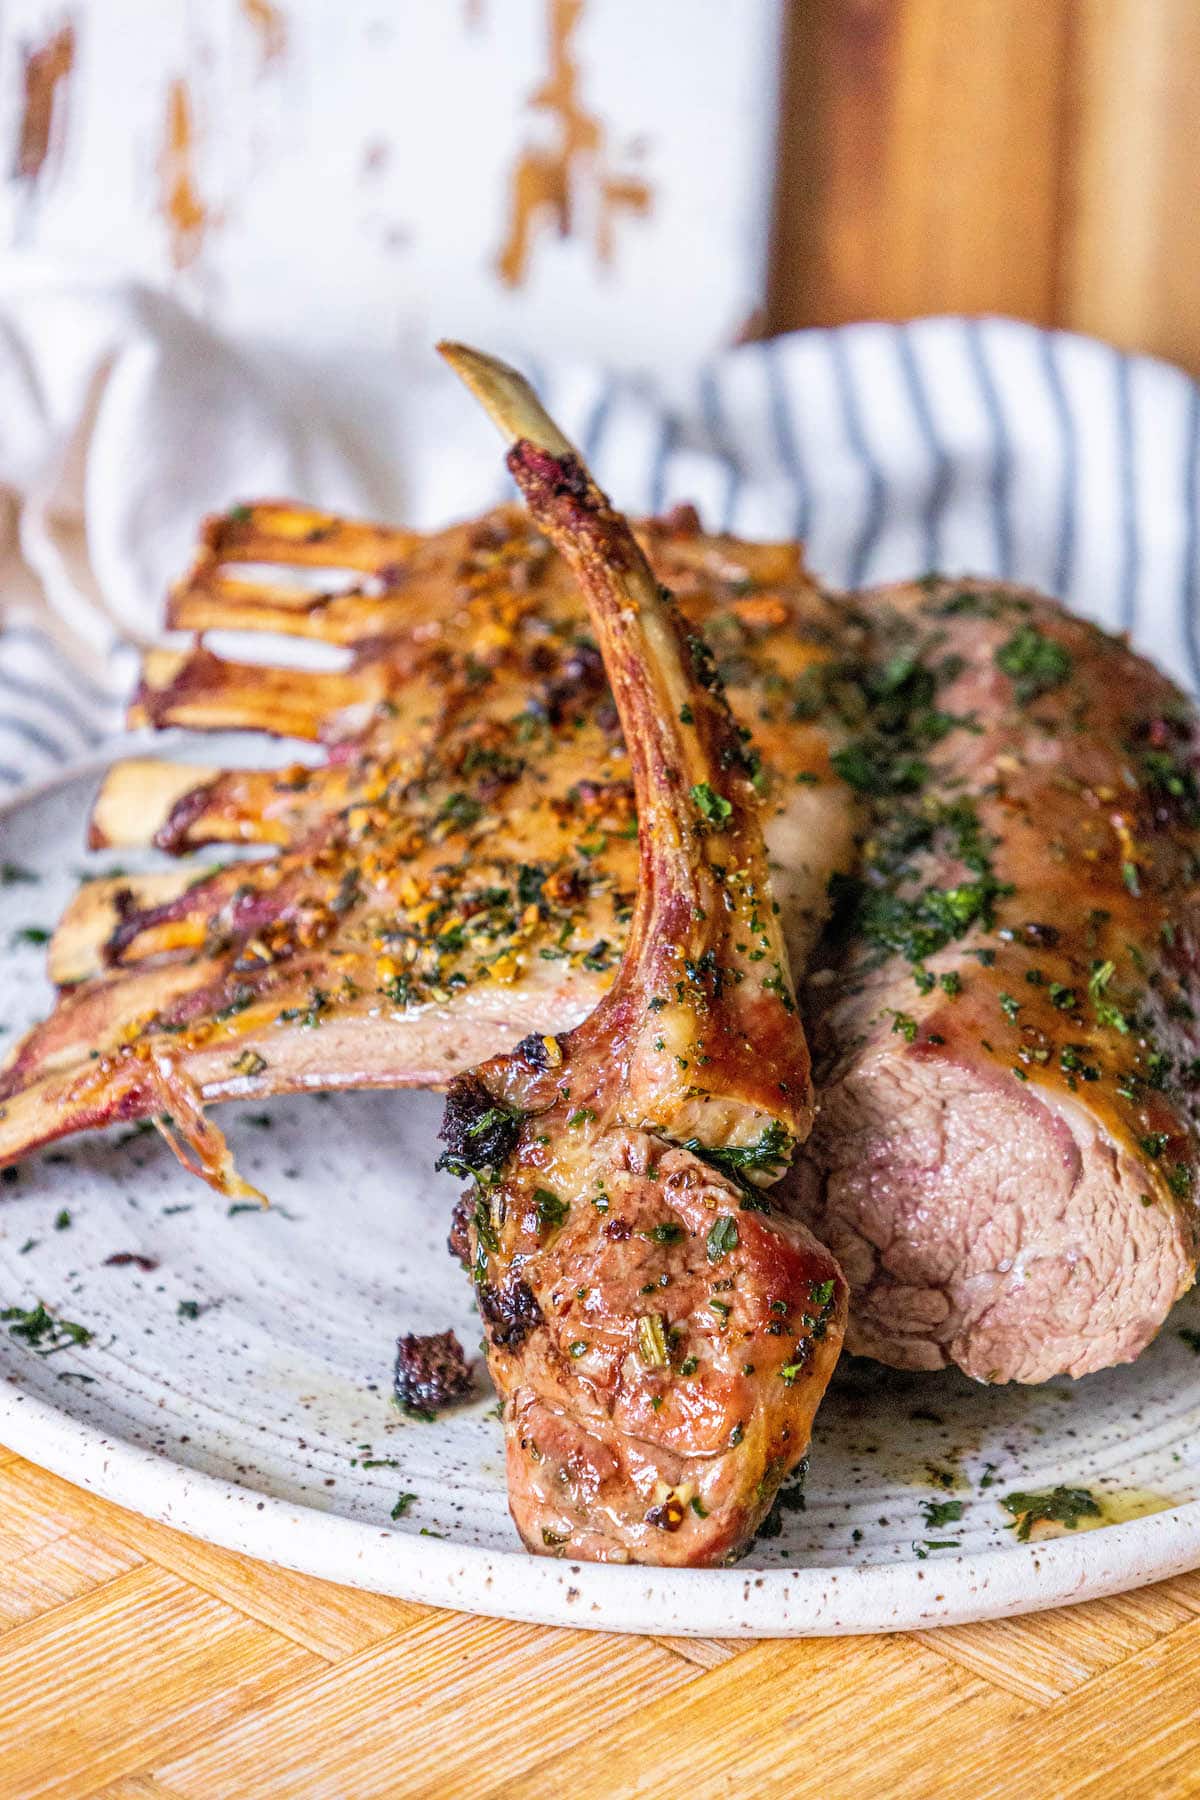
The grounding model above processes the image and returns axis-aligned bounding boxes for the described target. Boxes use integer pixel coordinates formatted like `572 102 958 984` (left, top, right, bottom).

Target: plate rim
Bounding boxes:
1 748 1198 1637
4 1375 1200 1638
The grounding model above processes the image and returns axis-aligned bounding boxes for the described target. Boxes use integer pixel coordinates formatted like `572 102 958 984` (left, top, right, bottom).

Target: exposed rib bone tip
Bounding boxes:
437 341 576 460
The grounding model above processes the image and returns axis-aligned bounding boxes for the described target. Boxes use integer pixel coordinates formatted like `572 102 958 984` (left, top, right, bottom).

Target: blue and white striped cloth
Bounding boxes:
2 301 1198 802
539 317 1200 688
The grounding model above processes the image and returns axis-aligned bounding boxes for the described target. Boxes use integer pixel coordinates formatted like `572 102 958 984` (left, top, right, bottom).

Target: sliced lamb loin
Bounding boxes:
435 343 845 1565
798 577 1200 1383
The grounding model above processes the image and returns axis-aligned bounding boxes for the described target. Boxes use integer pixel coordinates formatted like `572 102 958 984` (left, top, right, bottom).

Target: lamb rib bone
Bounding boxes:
434 341 846 1565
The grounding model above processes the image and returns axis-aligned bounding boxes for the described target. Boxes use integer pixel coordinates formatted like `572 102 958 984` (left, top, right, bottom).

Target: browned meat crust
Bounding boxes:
798 578 1200 1381
0 498 856 1190
3 392 1197 1398
434 344 845 1566
393 1330 473 1415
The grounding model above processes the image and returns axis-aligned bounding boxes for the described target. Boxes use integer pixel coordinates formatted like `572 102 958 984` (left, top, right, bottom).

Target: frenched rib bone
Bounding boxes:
433 342 845 1566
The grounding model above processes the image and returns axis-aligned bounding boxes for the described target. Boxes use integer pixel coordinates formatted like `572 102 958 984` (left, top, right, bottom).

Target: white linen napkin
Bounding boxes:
0 265 1197 797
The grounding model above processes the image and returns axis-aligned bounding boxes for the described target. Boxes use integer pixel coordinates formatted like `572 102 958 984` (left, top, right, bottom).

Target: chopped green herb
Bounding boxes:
1 1300 92 1355
690 781 733 827
678 1120 792 1191
921 1498 964 1529
889 1010 919 1043
533 1188 569 1232
995 624 1072 702
438 791 483 830
390 1492 417 1519
687 632 723 693
516 863 546 908
636 1312 669 1367
1001 1485 1102 1541
831 740 928 796
1059 1044 1100 1082
214 983 255 1022
850 870 1010 967
276 988 330 1029
706 1215 739 1263
1087 958 1130 1033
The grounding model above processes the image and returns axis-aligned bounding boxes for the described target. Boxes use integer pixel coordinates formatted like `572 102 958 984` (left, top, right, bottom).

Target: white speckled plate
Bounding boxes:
1 749 1199 1636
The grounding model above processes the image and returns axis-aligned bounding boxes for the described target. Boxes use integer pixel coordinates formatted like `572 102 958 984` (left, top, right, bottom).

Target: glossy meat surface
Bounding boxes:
435 346 845 1564
799 578 1200 1380
4 478 1197 1393
0 498 856 1186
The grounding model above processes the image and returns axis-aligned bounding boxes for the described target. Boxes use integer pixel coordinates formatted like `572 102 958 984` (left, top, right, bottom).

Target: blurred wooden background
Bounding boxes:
4 0 1196 374
768 0 1200 376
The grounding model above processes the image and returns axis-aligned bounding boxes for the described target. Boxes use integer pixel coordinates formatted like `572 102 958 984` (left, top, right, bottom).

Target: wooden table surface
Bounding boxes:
0 1441 1197 1799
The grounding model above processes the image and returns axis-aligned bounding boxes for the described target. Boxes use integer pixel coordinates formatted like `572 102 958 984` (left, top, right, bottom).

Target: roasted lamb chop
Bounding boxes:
0 497 856 1188
433 342 845 1564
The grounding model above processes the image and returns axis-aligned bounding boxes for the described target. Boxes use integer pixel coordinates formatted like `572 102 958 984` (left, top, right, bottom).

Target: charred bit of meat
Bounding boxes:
393 1330 473 1416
